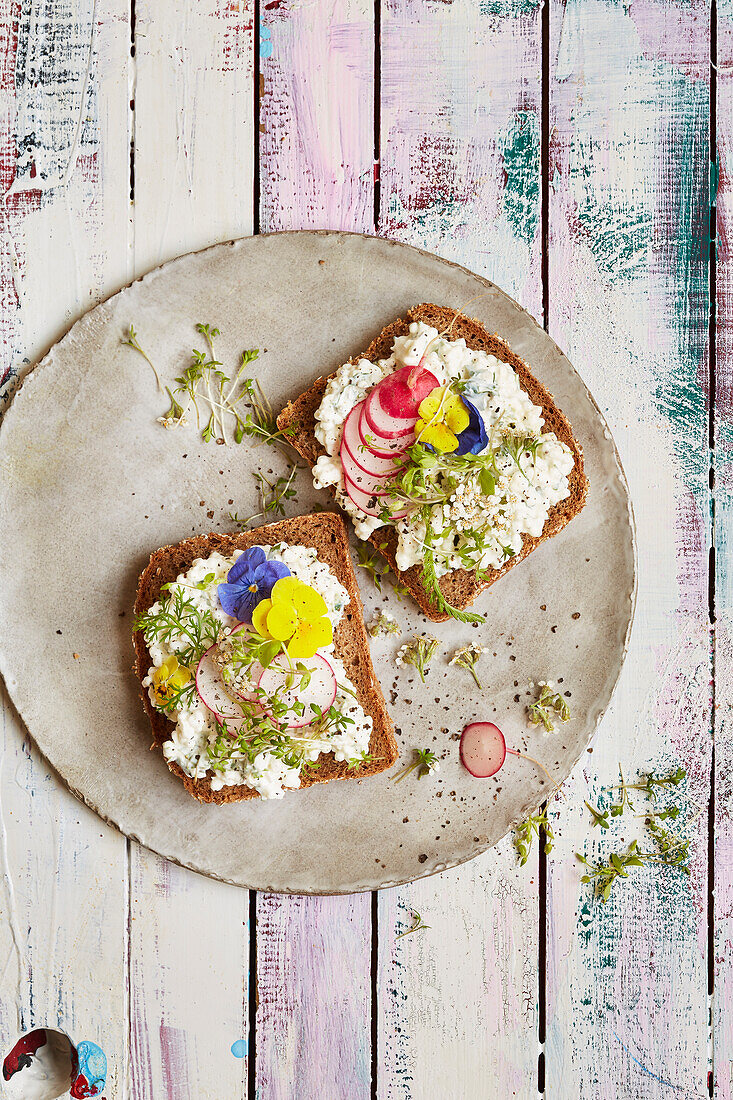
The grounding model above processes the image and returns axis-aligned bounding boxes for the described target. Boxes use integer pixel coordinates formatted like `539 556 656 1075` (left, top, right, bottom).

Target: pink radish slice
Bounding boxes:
377 364 439 418
359 406 414 457
341 405 405 478
460 722 507 778
257 653 337 729
195 645 245 719
343 474 408 520
364 389 416 439
341 454 394 498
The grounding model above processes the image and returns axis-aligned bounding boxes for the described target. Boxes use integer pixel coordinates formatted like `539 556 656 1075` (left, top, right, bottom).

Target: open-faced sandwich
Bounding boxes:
277 304 588 622
133 513 397 802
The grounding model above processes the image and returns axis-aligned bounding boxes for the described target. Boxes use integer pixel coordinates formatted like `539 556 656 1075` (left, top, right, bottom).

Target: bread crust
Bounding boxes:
133 512 398 803
276 304 589 621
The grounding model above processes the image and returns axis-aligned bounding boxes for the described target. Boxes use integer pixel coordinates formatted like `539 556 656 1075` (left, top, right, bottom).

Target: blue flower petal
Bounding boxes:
218 583 247 617
228 546 267 583
456 396 488 455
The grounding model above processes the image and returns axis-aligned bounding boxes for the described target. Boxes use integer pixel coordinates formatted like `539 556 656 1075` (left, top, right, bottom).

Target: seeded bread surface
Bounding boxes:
276 304 589 621
133 513 398 804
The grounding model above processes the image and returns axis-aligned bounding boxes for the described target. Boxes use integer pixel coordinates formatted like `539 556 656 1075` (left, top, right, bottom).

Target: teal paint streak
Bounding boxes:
480 0 540 14
575 203 653 280
652 76 710 496
500 111 540 246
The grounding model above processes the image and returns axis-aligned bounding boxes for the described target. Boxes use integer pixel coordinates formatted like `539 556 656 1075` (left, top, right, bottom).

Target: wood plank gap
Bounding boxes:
253 0 261 235
541 0 549 331
371 890 378 1100
248 890 258 1099
708 3 718 1094
373 0 381 232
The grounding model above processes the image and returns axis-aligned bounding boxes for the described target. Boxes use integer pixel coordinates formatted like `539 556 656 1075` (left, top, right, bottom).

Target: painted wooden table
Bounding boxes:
0 0 727 1096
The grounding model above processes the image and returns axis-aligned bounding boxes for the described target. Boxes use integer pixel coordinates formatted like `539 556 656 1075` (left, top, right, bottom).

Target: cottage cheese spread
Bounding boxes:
312 322 575 575
142 542 372 798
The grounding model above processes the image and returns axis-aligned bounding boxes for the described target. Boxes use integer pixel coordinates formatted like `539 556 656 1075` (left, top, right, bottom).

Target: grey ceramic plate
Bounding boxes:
0 232 635 894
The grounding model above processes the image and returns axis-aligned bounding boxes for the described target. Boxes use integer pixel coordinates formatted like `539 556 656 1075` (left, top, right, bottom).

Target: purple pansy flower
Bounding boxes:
217 546 291 623
455 396 488 455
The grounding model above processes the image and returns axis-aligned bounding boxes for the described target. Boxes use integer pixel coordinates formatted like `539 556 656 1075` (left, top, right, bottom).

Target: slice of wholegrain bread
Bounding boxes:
133 512 398 804
277 304 589 621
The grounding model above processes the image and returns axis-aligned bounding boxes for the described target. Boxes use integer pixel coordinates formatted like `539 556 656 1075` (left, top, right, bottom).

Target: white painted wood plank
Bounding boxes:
0 1 131 1093
377 1 542 1095
128 2 255 1095
545 0 711 1094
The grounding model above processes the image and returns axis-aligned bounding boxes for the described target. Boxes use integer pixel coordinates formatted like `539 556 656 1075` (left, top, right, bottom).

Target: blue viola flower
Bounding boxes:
217 546 291 623
455 396 488 455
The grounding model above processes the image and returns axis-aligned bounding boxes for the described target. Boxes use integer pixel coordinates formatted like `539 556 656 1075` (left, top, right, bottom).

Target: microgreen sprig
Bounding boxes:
449 643 489 688
122 324 164 393
514 806 555 866
395 908 430 939
393 748 440 783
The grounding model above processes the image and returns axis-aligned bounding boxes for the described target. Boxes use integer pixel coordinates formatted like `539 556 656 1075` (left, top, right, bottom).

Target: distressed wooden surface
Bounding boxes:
546 0 712 1095
0 0 727 1097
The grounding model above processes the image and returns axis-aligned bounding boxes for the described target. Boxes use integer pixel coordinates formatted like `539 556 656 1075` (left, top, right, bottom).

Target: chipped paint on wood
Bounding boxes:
546 0 712 1094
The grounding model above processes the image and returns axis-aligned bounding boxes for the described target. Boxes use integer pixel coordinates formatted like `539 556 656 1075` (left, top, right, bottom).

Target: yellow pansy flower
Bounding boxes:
415 386 470 453
252 576 333 659
151 654 192 705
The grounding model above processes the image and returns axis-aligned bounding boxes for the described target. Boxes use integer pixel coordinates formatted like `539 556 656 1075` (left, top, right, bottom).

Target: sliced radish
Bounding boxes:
341 454 395 498
359 406 414 457
343 474 408 520
257 653 338 729
196 645 244 719
341 404 405 478
364 389 416 440
460 722 507 778
377 364 439 418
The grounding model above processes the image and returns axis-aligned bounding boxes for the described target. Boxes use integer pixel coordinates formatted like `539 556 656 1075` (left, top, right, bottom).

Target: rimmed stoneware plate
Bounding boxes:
0 232 635 894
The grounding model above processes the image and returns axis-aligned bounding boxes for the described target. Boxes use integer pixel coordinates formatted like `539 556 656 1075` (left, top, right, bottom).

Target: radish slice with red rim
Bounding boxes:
195 645 245 719
341 455 394 498
358 406 413 457
363 389 417 440
257 653 338 729
377 364 439 418
341 404 405 478
459 722 507 778
343 473 408 520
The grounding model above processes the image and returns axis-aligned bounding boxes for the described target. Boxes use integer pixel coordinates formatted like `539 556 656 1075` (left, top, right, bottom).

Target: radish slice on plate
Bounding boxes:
343 473 408 520
341 404 405 478
460 721 560 788
363 389 416 439
358 406 414 457
195 645 245 719
377 364 439 418
460 722 507 777
257 653 338 729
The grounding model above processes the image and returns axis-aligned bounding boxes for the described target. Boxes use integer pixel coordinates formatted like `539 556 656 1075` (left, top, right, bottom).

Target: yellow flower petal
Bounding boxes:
445 398 469 434
252 599 273 637
417 388 443 420
292 583 327 620
286 616 333 659
266 601 298 641
420 423 459 453
270 576 302 603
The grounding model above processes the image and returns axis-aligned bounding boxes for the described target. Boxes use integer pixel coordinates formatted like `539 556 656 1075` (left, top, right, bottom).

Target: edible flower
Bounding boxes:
454 395 488 455
151 654 192 705
415 386 470 452
218 547 291 623
252 576 333 659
